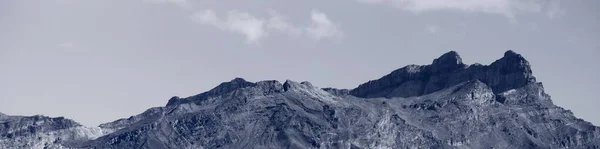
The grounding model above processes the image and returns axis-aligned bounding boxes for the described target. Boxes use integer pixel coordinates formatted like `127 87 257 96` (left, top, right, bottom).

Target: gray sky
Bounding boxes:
0 0 598 127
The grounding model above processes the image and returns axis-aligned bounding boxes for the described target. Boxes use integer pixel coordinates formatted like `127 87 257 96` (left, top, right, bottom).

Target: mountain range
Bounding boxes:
1 50 599 149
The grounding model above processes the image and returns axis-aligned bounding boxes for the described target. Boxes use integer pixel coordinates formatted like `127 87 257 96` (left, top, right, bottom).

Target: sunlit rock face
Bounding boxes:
1 51 599 149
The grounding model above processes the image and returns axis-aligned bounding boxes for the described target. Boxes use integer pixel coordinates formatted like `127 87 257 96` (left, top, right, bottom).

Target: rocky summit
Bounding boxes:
350 50 536 98
1 50 599 149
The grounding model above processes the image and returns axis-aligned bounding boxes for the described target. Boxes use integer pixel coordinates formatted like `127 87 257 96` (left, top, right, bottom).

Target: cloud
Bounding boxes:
266 10 303 36
191 9 343 44
306 10 343 40
356 0 549 19
224 11 267 44
191 10 267 44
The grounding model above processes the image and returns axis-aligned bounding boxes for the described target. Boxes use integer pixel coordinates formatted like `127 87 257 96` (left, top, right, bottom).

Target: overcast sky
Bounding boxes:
0 0 598 126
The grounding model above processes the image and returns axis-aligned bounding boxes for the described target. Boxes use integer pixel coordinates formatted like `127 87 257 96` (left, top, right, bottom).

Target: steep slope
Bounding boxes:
1 50 599 149
0 114 107 149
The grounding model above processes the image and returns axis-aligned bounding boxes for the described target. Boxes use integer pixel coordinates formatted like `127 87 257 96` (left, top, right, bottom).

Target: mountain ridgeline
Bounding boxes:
1 50 599 149
350 50 536 98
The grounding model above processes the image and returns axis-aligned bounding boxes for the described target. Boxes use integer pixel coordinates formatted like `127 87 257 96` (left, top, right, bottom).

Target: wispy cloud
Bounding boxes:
356 0 557 19
306 10 343 40
191 9 343 44
267 10 303 36
191 10 266 44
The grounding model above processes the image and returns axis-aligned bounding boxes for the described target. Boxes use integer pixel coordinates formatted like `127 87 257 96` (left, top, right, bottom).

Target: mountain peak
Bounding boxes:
350 50 537 98
504 50 518 57
486 50 536 93
434 51 462 65
500 50 528 65
203 77 255 95
430 51 466 73
230 77 248 83
166 77 256 106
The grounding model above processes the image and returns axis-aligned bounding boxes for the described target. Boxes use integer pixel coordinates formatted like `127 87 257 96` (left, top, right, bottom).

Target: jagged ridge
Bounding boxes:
349 50 536 98
2 50 599 149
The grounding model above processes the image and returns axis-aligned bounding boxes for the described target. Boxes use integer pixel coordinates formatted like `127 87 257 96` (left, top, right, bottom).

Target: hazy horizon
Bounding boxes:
1 0 598 127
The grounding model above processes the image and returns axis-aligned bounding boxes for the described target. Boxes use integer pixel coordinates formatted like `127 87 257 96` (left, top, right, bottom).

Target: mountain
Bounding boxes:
0 114 107 149
1 50 599 149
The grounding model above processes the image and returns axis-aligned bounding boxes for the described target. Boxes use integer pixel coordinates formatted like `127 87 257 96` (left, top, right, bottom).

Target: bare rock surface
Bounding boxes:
350 50 536 98
1 50 598 149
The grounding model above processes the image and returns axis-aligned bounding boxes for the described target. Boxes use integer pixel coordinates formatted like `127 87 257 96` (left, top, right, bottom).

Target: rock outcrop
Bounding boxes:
349 50 536 98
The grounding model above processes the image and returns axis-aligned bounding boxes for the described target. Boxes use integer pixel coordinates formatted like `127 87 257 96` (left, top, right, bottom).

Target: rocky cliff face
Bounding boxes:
1 50 598 149
349 50 536 98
